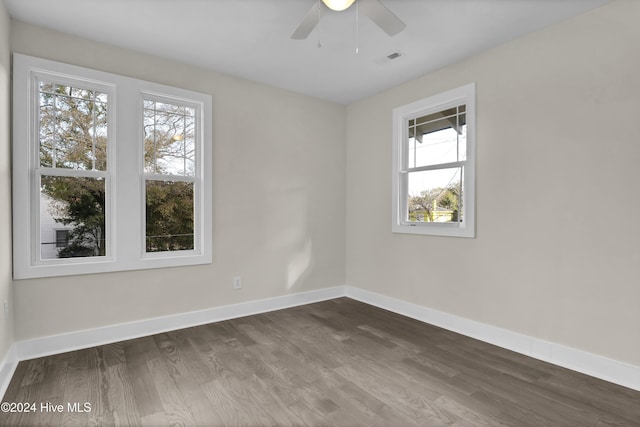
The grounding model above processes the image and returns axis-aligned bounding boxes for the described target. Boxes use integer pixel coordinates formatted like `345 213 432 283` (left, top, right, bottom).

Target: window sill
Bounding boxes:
392 222 475 238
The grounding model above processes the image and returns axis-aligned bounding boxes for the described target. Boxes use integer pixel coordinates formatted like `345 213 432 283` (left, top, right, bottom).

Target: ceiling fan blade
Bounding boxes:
291 2 322 40
359 0 406 37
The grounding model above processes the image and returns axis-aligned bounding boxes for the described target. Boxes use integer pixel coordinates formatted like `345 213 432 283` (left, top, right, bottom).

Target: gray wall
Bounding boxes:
10 21 347 340
346 0 640 366
0 0 13 364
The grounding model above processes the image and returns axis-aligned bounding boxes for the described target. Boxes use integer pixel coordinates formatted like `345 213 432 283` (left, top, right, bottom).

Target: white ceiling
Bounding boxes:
5 0 608 104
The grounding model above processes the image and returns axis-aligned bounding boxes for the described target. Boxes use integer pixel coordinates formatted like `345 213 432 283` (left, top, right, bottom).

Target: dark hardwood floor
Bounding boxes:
1 298 639 426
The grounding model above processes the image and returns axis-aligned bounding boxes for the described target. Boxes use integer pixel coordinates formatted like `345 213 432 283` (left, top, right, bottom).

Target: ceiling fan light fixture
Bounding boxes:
322 0 356 11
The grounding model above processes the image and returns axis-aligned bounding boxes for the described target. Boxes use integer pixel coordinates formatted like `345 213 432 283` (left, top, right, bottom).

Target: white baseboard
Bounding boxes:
1 284 638 400
345 286 640 392
0 344 18 400
16 286 346 361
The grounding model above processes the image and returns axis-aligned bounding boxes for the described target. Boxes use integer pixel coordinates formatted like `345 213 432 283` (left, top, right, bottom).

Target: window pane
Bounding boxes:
406 167 462 223
146 180 194 252
143 99 196 176
414 107 457 127
155 112 185 175
154 100 186 115
184 115 196 176
94 99 108 171
39 93 54 167
40 176 106 259
458 114 467 162
408 106 466 168
39 81 108 171
143 108 156 173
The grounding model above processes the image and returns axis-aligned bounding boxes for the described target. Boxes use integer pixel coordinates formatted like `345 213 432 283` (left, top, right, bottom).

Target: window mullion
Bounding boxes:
456 106 460 162
183 113 187 175
91 90 97 171
458 166 464 224
153 107 157 173
403 160 465 174
52 87 57 168
37 167 108 179
144 173 194 183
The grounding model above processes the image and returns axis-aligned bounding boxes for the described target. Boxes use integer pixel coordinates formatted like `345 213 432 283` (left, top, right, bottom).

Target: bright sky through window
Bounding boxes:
407 125 467 197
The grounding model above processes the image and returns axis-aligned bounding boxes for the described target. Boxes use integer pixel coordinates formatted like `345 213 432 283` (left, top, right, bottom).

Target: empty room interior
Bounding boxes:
0 0 639 425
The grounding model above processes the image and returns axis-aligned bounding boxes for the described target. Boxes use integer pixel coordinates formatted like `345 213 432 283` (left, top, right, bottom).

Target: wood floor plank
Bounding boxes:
153 331 222 426
102 342 126 367
171 330 218 385
60 349 93 427
468 389 557 427
122 338 164 417
139 411 169 427
335 361 455 425
333 380 419 427
146 357 196 426
107 363 142 426
86 347 116 425
32 354 70 427
0 383 45 426
201 375 280 426
20 358 47 387
538 368 640 423
1 297 639 426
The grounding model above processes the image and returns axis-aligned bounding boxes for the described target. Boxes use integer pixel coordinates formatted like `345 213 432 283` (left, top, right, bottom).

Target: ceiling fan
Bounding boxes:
291 0 406 40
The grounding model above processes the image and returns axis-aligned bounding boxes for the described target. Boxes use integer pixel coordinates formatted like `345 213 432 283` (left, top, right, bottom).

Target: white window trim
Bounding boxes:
29 74 116 268
140 92 203 260
392 83 476 238
12 54 213 279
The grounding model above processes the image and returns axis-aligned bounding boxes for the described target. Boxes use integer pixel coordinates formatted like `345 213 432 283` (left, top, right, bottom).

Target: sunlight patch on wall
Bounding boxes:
287 238 313 290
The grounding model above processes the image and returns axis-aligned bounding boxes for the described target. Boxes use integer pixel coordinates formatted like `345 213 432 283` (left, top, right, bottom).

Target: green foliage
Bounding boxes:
41 176 106 257
408 183 461 222
145 181 194 252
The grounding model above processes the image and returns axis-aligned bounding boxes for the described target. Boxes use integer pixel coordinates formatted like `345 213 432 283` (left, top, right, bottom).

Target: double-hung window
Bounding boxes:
36 77 113 261
12 54 212 279
392 83 476 237
143 97 199 255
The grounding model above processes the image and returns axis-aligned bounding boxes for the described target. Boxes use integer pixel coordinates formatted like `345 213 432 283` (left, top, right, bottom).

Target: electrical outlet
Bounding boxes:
3 300 8 320
232 276 242 290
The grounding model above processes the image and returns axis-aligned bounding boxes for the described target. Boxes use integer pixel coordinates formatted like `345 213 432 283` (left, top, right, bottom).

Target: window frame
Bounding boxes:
392 83 476 238
141 92 202 258
12 54 213 279
31 74 115 266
